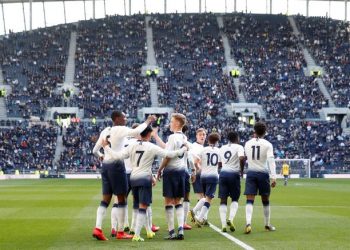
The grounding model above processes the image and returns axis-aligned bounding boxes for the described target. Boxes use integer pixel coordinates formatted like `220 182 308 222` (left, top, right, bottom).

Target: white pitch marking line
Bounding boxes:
209 223 255 250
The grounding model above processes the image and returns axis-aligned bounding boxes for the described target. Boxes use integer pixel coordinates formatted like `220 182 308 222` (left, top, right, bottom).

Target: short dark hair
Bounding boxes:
182 124 189 133
227 131 238 143
111 111 124 122
208 132 220 145
254 122 267 137
140 125 153 137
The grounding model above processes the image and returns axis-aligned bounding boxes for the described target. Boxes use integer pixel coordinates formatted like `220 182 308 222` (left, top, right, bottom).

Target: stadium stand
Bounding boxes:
150 13 237 127
71 15 151 118
0 14 349 175
295 16 350 108
224 13 328 119
0 121 57 173
58 121 107 173
0 25 72 118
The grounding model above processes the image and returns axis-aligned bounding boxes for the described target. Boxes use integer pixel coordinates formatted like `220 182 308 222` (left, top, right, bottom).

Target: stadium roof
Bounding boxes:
0 0 347 3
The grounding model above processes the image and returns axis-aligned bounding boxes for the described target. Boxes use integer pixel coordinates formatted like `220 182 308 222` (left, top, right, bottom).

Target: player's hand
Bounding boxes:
271 179 276 188
190 173 196 183
181 143 189 151
146 115 157 124
152 176 157 186
151 127 159 138
98 156 104 161
101 139 109 148
156 169 162 181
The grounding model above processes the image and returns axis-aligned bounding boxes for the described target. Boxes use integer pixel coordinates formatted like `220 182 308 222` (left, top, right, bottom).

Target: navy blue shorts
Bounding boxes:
101 161 128 195
162 168 186 198
192 173 203 194
185 172 191 193
132 186 152 207
201 176 218 199
126 173 132 196
244 171 270 196
218 172 241 201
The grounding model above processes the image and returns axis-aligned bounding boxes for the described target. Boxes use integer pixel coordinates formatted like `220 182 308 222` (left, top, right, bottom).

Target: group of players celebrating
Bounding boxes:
92 111 277 242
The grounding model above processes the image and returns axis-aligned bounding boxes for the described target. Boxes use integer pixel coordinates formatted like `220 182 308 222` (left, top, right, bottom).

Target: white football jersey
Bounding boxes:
199 146 222 178
219 143 245 173
123 136 138 174
92 122 148 164
165 132 188 170
190 142 204 161
92 126 111 158
244 138 274 174
104 140 186 181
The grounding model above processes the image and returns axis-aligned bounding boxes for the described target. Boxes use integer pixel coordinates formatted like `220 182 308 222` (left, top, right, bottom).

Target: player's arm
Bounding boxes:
153 143 188 159
194 157 201 172
92 131 105 160
238 146 246 177
187 153 197 181
267 144 277 187
157 157 171 181
101 139 130 160
124 115 156 137
151 127 166 148
156 135 181 180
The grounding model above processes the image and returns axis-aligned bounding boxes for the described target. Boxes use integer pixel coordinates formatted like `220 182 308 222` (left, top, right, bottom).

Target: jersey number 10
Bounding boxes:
206 153 218 166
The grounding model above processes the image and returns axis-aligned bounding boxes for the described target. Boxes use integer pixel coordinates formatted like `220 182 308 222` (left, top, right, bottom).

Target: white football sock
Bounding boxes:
246 203 253 225
175 204 184 235
117 204 126 231
96 202 108 229
146 206 153 230
263 205 270 226
198 202 210 222
183 201 190 224
229 201 239 221
130 208 138 231
124 203 129 228
165 205 175 233
193 198 206 214
219 204 227 228
111 203 118 231
135 209 146 237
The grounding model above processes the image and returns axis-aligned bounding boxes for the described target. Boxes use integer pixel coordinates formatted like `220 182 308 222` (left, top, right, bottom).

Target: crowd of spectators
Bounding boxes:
0 25 72 118
0 121 57 173
71 15 151 119
295 16 350 107
265 119 350 175
224 14 327 119
151 13 237 125
58 121 108 173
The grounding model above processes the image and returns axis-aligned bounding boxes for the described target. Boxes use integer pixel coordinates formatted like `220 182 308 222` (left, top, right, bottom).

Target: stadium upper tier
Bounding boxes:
151 14 235 125
1 13 349 120
71 15 151 118
1 24 73 117
224 13 327 119
295 16 350 107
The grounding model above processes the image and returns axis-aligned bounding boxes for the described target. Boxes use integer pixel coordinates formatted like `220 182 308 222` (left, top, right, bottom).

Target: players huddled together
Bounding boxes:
92 111 277 242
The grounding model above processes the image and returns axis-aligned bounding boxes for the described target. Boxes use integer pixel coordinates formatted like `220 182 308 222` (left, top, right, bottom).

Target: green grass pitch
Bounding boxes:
0 178 349 250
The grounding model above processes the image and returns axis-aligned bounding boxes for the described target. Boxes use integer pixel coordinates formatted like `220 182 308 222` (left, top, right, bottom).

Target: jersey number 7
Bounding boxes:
136 151 145 167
